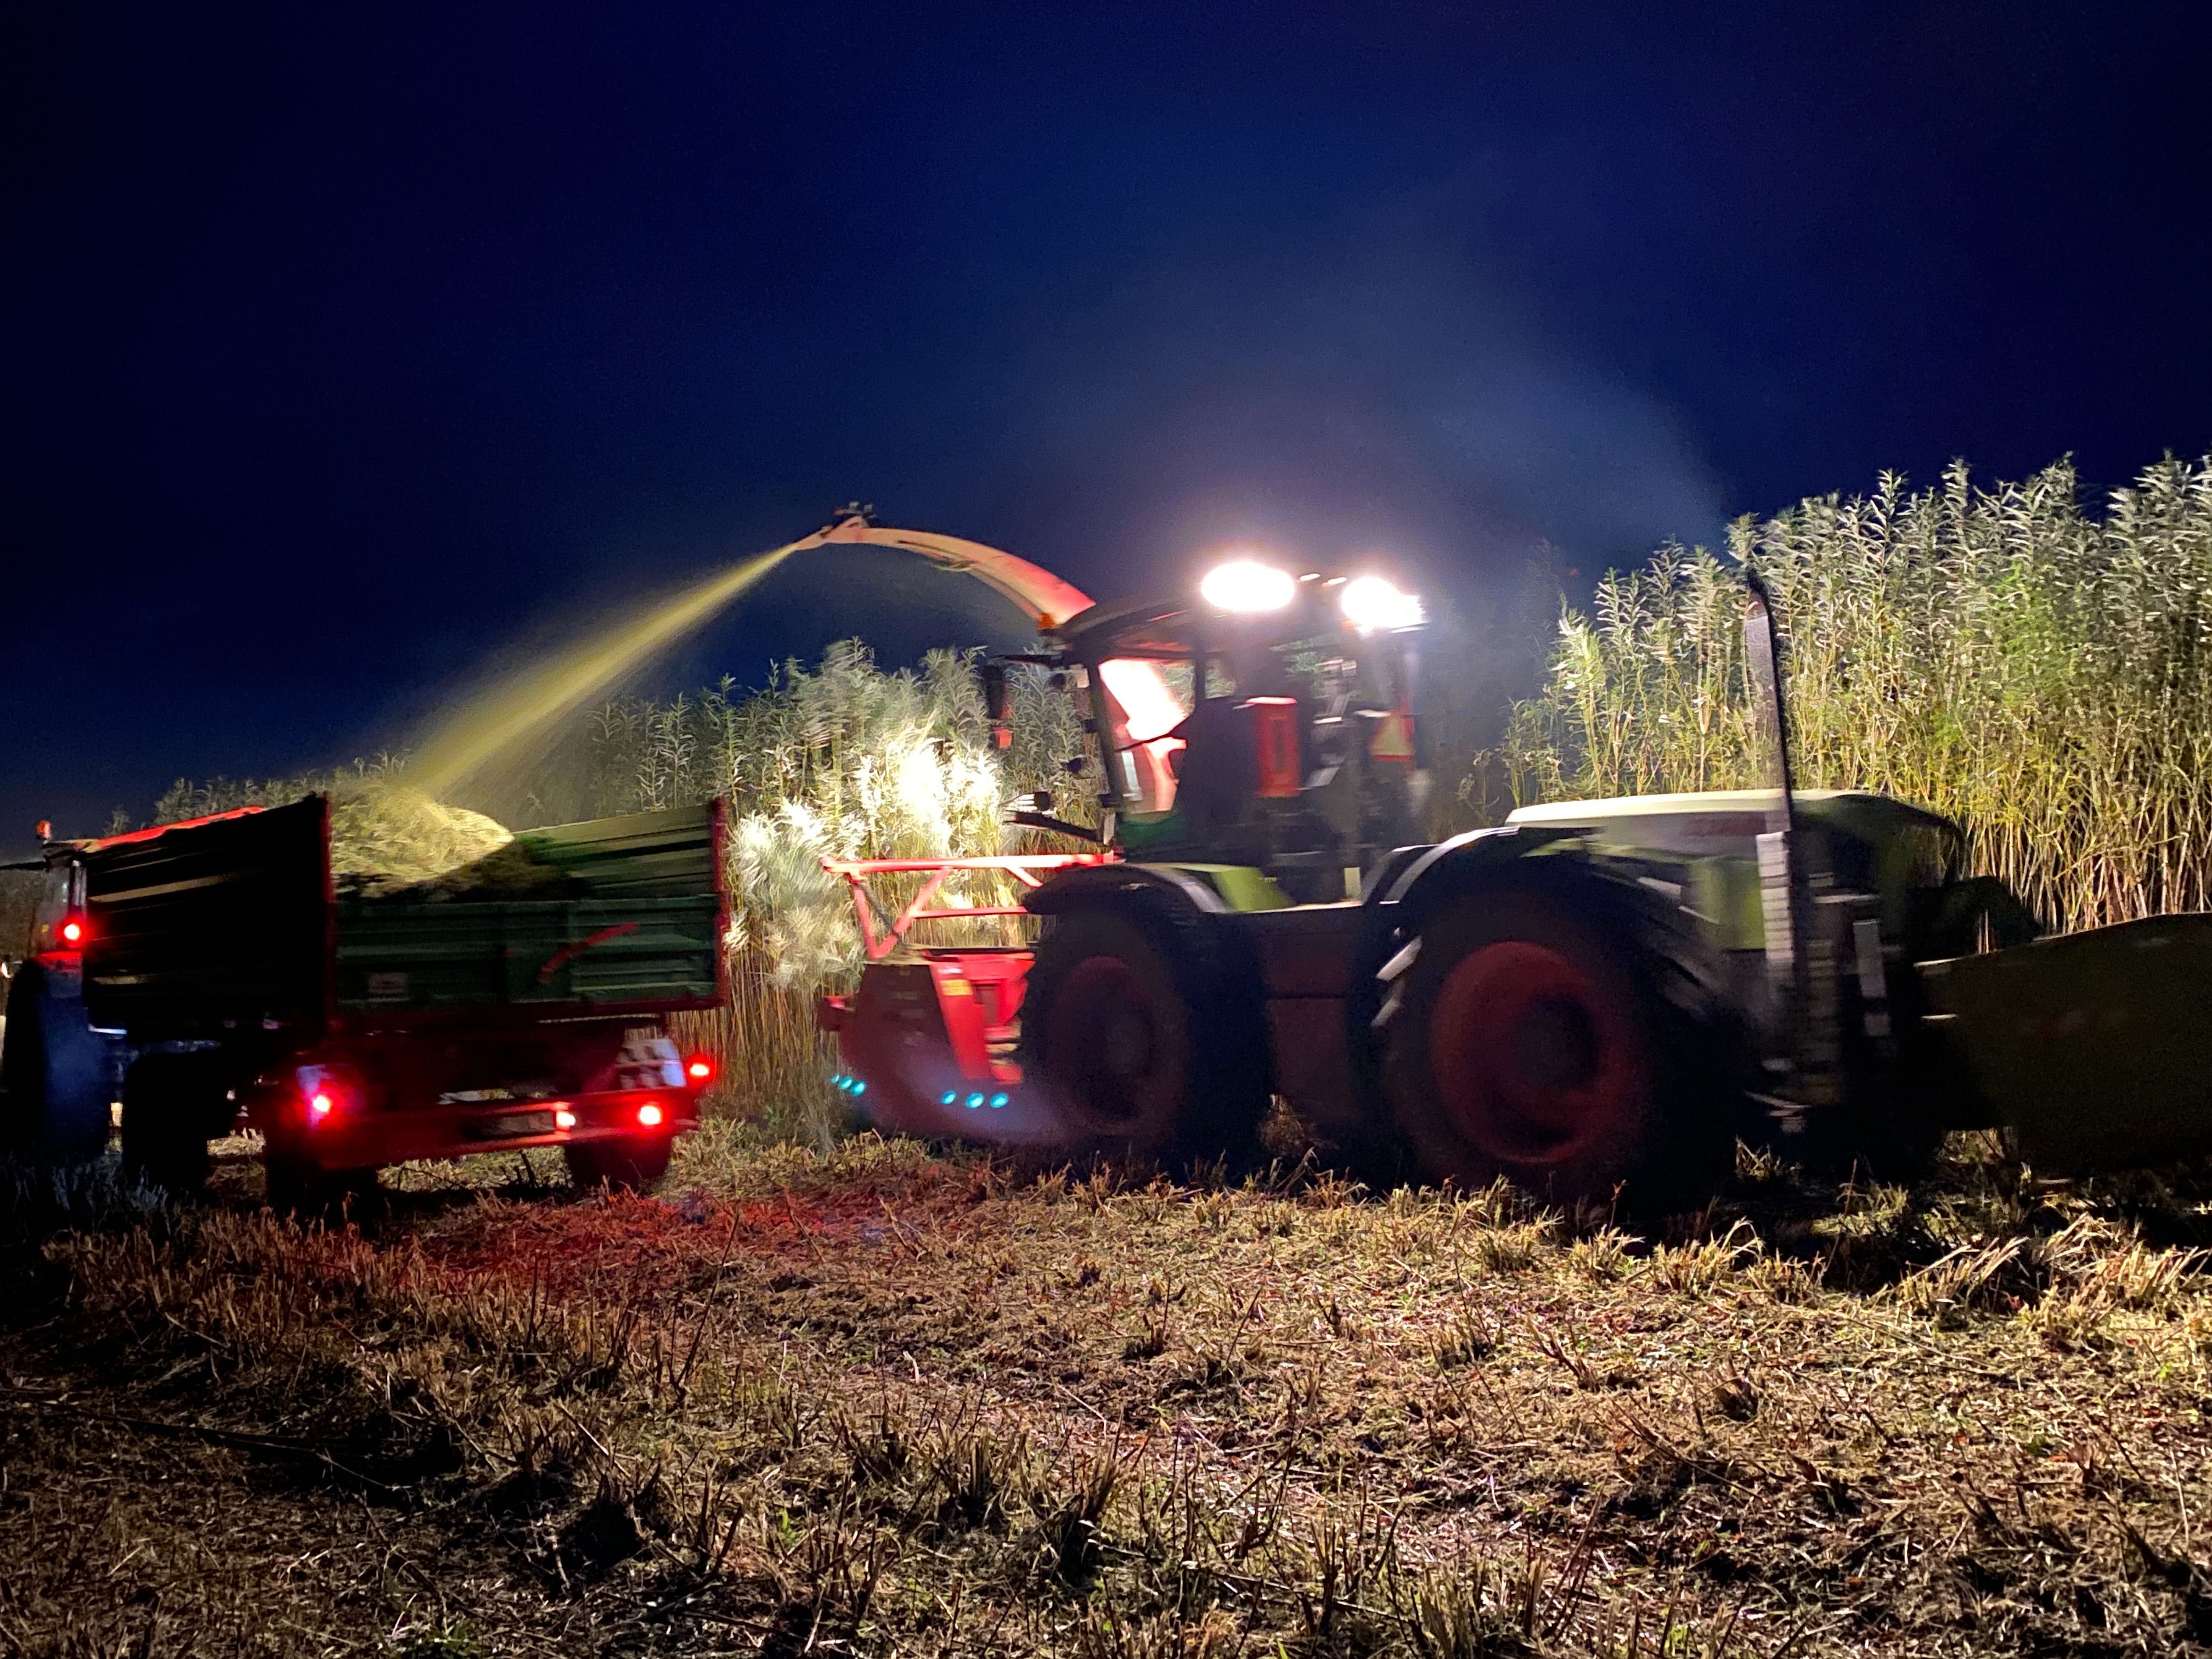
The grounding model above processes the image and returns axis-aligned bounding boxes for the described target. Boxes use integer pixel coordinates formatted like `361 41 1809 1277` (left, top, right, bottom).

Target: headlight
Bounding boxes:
1200 558 1296 613
1340 574 1424 633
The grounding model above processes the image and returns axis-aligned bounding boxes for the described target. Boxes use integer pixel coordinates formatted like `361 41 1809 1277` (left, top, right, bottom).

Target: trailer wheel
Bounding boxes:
1376 877 1733 1210
1017 909 1267 1167
264 1152 378 1221
120 1052 232 1197
565 1136 672 1193
0 961 114 1165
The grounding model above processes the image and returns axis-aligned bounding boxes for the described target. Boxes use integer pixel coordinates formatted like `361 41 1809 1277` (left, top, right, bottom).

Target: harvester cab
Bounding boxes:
1051 557 1430 902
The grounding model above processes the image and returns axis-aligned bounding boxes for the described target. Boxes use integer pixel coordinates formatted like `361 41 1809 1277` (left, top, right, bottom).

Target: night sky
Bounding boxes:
5 3 2208 856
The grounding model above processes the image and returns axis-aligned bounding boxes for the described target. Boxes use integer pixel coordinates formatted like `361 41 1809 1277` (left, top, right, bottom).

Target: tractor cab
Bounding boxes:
1051 562 1429 902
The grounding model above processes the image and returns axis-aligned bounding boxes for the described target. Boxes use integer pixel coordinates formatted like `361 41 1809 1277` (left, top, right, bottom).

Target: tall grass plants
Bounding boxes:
1496 455 2212 934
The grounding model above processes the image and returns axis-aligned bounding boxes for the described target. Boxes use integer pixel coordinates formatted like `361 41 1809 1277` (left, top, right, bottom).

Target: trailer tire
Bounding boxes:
120 1052 232 1197
1017 907 1268 1169
565 1137 673 1193
1370 871 1735 1212
0 961 113 1165
264 1153 379 1222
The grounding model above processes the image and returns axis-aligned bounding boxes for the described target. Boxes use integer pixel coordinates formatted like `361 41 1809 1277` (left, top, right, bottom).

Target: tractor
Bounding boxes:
797 511 2212 1206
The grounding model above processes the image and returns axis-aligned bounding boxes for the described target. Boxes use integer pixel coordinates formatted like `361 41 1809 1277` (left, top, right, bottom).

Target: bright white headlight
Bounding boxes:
1340 574 1424 633
1200 558 1296 614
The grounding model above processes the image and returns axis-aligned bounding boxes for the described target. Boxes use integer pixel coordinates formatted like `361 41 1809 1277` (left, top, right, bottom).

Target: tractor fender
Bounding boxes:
1351 828 1579 1045
1023 862 1229 920
1364 827 1718 1026
1375 826 1578 916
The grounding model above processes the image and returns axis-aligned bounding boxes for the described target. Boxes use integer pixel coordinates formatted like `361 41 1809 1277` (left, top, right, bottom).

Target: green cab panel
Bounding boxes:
1158 863 1293 912
1921 913 2212 1171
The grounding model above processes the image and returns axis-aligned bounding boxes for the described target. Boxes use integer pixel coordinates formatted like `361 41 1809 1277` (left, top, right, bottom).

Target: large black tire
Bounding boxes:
565 1136 673 1193
1015 907 1269 1167
264 1151 380 1221
1368 870 1737 1212
0 961 112 1165
120 1051 232 1197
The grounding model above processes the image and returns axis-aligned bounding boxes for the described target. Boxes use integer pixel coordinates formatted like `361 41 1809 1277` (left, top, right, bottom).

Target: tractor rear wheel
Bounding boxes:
1017 909 1268 1168
1375 877 1734 1211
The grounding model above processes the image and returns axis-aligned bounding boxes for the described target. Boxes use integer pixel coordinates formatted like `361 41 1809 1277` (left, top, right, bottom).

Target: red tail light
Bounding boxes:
297 1065 358 1127
636 1101 665 1128
684 1053 716 1085
59 916 85 945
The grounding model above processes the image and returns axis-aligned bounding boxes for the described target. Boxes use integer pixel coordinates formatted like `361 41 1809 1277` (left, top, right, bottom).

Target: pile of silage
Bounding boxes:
328 783 567 900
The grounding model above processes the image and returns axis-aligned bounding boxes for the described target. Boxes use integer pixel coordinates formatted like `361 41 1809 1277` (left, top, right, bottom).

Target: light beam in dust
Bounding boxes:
407 541 801 797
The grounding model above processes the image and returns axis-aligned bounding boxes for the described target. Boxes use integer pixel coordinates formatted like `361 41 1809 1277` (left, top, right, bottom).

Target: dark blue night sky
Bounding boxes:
5 3 2208 854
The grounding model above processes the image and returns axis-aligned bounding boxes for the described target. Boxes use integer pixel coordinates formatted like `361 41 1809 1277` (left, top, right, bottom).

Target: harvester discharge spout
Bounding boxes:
789 505 1098 631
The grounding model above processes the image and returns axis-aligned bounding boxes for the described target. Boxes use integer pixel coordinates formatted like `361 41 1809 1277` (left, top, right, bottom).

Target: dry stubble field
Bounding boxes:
5 1122 2212 1658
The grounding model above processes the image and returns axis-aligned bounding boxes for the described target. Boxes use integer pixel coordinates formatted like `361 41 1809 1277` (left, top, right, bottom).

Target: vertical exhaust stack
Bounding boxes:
1742 573 1842 1130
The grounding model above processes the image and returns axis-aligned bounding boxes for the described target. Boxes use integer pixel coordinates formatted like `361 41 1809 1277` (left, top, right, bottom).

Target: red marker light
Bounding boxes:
554 1107 577 1131
59 917 84 945
684 1053 715 1085
300 1066 355 1124
636 1101 664 1128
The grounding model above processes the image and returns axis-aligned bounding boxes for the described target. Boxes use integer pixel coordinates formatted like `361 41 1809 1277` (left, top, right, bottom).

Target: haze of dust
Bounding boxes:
406 543 798 798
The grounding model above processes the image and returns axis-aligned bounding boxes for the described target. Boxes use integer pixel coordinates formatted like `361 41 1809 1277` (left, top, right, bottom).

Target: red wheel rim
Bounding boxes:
1429 939 1643 1168
1045 956 1181 1128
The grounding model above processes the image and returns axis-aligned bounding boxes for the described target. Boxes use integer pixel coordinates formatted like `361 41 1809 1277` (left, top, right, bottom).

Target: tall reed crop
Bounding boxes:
1495 454 2212 934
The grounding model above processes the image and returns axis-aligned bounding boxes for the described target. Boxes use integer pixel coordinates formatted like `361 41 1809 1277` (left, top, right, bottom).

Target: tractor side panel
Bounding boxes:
1921 913 2212 1171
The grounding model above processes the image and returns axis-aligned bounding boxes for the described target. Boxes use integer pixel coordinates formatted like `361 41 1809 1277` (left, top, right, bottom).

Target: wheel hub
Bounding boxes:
1045 956 1177 1128
1429 939 1640 1166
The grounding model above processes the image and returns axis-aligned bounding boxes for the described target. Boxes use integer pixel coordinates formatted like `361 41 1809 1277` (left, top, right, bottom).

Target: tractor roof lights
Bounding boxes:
1340 574 1425 634
1200 558 1296 614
